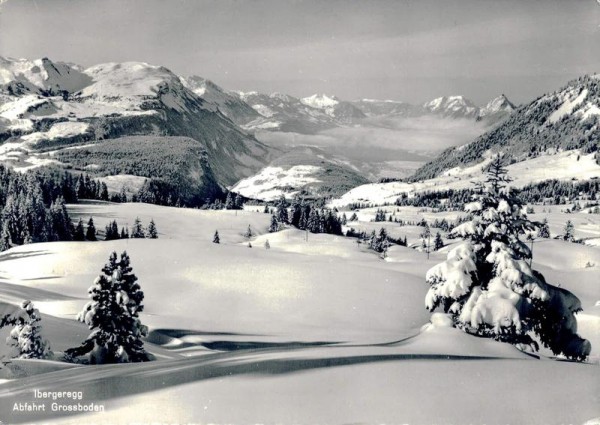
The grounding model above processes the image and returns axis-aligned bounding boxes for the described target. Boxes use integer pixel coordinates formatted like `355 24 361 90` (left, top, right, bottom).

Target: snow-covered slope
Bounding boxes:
0 202 597 424
331 150 600 208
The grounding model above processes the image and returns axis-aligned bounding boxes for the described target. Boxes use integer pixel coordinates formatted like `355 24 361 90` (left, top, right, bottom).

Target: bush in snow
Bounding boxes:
1 300 52 359
538 218 550 238
424 156 591 361
66 251 151 364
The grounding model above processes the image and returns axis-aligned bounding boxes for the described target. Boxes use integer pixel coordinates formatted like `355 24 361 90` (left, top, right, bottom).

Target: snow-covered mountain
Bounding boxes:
237 91 337 133
479 94 516 117
0 56 92 96
0 57 274 198
181 75 261 125
423 95 479 119
300 94 366 124
477 94 516 125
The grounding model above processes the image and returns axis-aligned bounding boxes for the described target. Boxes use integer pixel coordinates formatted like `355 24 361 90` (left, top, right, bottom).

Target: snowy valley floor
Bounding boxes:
0 202 598 424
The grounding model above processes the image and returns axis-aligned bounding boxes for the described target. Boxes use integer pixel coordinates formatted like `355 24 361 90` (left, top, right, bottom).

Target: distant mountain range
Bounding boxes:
204 84 516 134
0 55 596 204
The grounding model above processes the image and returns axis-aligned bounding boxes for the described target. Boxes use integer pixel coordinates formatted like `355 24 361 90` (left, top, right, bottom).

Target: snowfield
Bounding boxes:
231 165 322 201
0 202 597 424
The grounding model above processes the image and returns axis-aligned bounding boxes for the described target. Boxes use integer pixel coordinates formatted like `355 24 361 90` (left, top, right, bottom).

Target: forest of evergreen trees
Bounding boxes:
0 165 75 250
393 179 600 210
268 195 344 235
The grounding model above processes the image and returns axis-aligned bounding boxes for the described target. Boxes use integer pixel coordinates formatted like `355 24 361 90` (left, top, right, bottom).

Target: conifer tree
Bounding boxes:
4 300 51 359
120 227 129 239
425 155 590 361
269 214 279 233
67 251 150 363
100 182 109 201
213 230 220 244
73 219 85 241
433 232 444 251
563 220 575 242
0 225 11 252
225 192 234 210
276 195 289 224
131 217 145 238
307 209 320 233
147 219 158 239
86 217 97 241
48 196 73 242
244 225 253 239
104 220 120 241
264 239 270 249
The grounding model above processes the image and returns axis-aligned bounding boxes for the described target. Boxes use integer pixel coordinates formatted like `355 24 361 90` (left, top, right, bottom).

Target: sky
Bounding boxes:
0 0 598 105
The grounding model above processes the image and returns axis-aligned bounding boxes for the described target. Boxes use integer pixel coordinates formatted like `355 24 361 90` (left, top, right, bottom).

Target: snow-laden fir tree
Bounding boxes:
67 251 150 364
269 214 279 233
425 155 591 361
3 300 52 359
147 219 158 239
131 217 145 238
276 195 289 224
213 230 220 244
0 225 11 252
563 220 575 242
244 225 253 239
264 239 270 249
